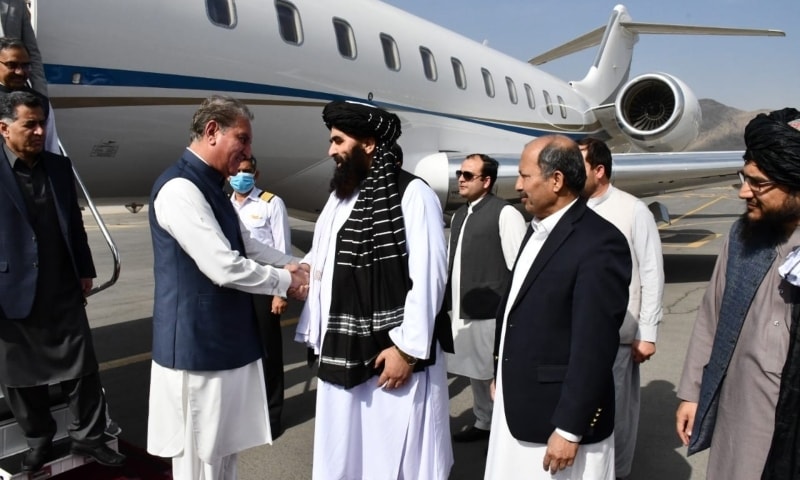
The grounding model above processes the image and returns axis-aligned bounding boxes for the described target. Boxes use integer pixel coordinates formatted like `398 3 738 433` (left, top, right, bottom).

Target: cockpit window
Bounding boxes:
207 0 236 28
275 0 303 45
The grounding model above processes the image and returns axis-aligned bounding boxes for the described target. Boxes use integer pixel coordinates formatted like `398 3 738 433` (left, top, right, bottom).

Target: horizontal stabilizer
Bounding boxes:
621 22 785 37
527 26 605 66
528 21 784 65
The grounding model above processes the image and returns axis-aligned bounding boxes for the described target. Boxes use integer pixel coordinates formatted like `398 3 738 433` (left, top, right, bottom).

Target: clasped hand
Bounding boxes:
285 263 310 300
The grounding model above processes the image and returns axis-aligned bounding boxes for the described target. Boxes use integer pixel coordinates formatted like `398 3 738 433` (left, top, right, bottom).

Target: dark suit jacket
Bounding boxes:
495 198 631 444
0 149 95 320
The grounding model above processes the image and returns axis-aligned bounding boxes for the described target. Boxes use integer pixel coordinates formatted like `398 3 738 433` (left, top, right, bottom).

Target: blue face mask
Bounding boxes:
229 172 255 193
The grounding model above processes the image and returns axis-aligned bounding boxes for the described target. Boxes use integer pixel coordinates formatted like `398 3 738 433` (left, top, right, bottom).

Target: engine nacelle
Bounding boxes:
614 73 701 152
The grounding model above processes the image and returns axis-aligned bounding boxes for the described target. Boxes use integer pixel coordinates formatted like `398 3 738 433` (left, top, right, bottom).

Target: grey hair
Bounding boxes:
189 95 253 141
537 137 586 194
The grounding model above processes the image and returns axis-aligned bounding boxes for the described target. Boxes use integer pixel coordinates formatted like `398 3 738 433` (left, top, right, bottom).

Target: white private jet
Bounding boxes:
30 0 783 219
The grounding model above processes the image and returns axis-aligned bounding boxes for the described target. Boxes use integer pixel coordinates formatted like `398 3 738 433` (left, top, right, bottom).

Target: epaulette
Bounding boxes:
259 191 275 202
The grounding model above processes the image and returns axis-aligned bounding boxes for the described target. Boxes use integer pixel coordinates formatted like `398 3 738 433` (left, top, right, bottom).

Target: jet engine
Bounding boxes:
614 73 701 152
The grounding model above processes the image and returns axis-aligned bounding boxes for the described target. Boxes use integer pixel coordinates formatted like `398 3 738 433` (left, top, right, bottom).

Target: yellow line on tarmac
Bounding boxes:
280 316 299 327
99 352 152 372
659 196 727 230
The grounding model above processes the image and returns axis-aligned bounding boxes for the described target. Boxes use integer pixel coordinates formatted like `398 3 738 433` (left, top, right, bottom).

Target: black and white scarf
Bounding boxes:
317 101 411 388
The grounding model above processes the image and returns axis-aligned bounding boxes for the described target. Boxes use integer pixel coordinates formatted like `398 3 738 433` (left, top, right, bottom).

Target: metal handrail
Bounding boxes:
60 141 121 297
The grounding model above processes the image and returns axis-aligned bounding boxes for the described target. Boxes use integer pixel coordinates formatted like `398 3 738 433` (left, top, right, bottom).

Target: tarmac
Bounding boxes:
82 182 746 479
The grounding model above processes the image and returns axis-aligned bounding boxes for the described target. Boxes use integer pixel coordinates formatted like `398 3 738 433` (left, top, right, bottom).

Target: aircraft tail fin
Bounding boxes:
528 5 784 105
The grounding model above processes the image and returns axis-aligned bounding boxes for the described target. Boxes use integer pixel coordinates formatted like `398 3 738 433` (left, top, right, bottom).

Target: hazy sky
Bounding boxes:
383 0 798 112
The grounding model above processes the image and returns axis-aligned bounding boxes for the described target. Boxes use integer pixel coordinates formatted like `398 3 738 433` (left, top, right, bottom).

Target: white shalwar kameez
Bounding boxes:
148 164 292 480
485 203 615 480
296 180 453 480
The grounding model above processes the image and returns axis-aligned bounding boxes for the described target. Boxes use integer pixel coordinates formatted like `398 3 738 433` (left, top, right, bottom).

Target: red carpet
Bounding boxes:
56 441 171 480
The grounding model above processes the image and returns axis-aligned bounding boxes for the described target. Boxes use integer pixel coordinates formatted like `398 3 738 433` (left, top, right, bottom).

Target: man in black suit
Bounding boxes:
0 91 124 472
484 135 631 479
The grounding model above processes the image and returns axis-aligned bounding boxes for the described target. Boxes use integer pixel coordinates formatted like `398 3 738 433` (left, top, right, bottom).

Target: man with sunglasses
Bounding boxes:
0 0 47 96
0 37 57 153
677 108 800 480
229 156 292 439
447 154 526 443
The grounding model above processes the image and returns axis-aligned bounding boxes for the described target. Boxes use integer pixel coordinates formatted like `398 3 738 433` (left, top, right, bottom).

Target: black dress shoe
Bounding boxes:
452 426 490 443
21 444 52 472
70 442 126 467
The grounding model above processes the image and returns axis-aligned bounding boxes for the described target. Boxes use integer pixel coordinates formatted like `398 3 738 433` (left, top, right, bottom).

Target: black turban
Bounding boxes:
744 107 800 190
322 100 401 146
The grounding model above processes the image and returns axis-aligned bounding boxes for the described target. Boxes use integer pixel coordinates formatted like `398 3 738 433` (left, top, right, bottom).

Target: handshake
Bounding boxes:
285 263 310 301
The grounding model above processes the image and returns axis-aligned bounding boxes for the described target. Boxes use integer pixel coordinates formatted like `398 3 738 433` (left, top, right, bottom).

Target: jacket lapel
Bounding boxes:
509 200 586 312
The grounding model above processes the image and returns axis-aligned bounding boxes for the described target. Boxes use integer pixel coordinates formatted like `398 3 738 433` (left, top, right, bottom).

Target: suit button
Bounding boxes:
33 262 38 268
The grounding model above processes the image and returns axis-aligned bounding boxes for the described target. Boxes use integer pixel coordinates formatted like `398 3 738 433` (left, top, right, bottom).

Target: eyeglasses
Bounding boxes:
456 170 483 181
0 60 31 72
738 170 777 193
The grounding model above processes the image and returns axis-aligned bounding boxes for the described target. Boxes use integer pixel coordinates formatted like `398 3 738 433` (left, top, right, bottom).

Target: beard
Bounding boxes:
739 196 800 247
330 146 371 199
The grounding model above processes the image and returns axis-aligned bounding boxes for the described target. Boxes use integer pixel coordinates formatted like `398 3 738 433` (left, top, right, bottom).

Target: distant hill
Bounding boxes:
686 99 766 151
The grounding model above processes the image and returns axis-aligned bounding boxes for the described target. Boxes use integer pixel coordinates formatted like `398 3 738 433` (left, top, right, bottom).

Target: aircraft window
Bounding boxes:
275 1 303 44
207 0 236 28
481 68 495 98
419 47 437 81
557 95 567 118
451 57 466 90
333 18 357 59
543 90 554 115
380 34 400 71
506 77 518 105
524 83 535 109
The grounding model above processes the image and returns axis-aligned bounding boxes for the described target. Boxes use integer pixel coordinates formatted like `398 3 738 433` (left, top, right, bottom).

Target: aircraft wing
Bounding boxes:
607 150 741 197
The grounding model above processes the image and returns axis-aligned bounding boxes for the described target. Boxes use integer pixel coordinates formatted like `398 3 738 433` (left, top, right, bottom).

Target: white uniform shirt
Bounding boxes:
231 187 292 255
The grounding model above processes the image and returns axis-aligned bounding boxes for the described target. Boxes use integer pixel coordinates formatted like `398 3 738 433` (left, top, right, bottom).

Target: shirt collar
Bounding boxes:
467 193 487 212
230 187 262 205
185 147 226 188
586 185 615 209
530 198 578 236
4 143 36 170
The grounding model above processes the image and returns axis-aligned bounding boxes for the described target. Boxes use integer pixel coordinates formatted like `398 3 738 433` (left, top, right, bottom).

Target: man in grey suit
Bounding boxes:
0 0 46 95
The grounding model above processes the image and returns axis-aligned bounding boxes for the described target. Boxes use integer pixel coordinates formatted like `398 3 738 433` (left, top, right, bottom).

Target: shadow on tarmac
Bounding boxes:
664 254 718 283
630 380 694 479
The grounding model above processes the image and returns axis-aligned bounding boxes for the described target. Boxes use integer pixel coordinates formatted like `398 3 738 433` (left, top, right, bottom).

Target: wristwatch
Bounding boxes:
395 345 418 366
